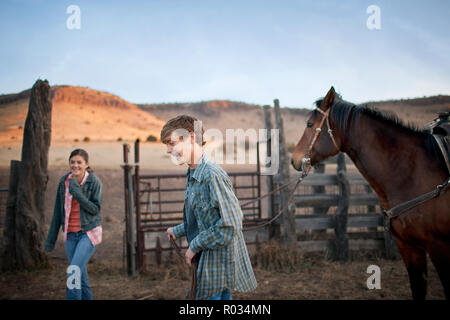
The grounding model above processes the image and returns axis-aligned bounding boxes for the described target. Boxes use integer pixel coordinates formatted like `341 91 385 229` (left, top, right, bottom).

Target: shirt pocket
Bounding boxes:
196 192 218 225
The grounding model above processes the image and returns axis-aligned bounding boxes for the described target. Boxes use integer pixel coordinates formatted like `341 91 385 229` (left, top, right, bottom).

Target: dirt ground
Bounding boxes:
0 168 446 300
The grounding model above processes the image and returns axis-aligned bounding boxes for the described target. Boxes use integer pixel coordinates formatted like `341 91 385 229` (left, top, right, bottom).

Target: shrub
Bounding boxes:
252 242 305 272
83 136 90 142
146 134 157 142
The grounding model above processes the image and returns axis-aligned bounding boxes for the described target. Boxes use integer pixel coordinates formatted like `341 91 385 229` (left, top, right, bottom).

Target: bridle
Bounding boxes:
300 107 340 172
243 106 342 231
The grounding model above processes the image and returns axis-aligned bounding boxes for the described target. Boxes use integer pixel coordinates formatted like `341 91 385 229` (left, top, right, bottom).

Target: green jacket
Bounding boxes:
44 172 102 252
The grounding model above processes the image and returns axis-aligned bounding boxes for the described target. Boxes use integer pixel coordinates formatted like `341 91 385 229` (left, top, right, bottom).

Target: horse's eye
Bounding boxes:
307 123 313 128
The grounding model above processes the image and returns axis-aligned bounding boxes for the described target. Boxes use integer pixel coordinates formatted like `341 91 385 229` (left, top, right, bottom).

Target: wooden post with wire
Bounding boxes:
264 105 280 240
273 99 296 247
122 144 136 276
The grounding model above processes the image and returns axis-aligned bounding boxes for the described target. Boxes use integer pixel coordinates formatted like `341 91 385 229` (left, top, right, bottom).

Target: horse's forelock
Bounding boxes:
314 99 323 108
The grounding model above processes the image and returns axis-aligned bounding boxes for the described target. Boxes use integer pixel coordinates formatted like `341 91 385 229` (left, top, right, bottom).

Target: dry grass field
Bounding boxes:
0 168 446 300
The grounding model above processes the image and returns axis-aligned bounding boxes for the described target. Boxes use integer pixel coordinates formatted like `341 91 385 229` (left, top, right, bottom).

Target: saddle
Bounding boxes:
423 112 450 136
424 112 450 173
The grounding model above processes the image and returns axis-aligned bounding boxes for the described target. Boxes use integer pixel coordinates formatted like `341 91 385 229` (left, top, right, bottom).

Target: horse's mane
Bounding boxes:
313 97 442 159
314 97 424 134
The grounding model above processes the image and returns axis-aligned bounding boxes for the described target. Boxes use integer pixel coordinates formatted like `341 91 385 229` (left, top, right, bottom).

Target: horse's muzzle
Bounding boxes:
291 156 311 172
300 157 311 173
290 157 300 171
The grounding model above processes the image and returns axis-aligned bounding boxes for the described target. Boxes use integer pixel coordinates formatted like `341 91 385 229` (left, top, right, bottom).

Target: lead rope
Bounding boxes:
170 238 200 300
243 167 310 231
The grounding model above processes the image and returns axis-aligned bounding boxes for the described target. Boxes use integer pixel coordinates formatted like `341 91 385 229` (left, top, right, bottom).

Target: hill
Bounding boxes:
361 95 450 128
0 85 165 144
1 85 449 147
138 95 450 145
138 101 311 145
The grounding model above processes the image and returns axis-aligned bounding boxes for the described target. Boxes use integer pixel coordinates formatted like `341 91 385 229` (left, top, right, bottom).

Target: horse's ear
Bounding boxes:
320 86 336 111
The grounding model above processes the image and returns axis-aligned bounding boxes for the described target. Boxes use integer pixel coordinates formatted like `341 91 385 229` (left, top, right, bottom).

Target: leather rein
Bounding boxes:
240 106 340 231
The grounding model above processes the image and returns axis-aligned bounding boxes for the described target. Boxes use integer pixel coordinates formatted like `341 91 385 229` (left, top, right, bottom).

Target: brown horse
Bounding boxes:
291 87 450 300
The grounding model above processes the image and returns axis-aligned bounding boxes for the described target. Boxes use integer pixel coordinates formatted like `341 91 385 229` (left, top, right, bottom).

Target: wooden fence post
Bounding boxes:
0 79 51 271
255 233 261 254
273 99 296 247
264 105 280 240
134 139 144 271
334 153 349 261
155 236 162 266
122 144 135 276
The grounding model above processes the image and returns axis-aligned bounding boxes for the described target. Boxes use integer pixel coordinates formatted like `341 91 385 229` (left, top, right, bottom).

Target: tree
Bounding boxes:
1 79 52 271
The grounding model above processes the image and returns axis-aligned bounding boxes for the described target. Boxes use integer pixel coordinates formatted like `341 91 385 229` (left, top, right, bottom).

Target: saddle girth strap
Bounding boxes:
384 177 450 221
433 134 450 174
383 135 450 232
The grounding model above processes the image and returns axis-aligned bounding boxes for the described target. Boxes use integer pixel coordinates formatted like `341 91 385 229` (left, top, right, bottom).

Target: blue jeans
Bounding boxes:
209 289 232 300
64 231 97 300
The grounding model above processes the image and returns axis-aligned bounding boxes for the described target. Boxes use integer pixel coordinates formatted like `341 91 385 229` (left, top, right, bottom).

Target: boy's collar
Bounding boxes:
186 152 208 181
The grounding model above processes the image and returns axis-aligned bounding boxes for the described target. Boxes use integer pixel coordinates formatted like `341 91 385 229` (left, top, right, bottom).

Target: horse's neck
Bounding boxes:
341 114 423 209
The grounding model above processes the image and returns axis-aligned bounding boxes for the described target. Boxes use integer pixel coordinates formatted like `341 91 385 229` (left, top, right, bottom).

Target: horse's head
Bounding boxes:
291 86 342 172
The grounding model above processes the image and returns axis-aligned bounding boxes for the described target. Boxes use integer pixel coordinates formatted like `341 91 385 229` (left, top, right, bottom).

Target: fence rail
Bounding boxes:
295 214 382 231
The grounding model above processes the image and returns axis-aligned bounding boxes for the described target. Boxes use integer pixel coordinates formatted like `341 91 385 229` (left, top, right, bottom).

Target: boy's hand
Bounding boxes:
185 247 196 267
166 227 176 241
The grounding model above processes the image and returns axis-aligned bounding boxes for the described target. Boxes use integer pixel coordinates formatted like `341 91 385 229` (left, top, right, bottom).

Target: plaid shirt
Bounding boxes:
173 154 257 299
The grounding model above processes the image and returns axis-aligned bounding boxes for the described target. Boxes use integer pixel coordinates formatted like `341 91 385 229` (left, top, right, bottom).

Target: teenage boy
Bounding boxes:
161 115 257 300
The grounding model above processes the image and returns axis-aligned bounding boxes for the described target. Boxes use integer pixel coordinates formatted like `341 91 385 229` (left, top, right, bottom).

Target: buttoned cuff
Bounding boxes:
172 223 186 238
189 237 202 253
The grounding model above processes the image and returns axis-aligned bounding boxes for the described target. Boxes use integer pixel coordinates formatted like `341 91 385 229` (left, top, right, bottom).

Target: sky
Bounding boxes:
0 0 449 108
